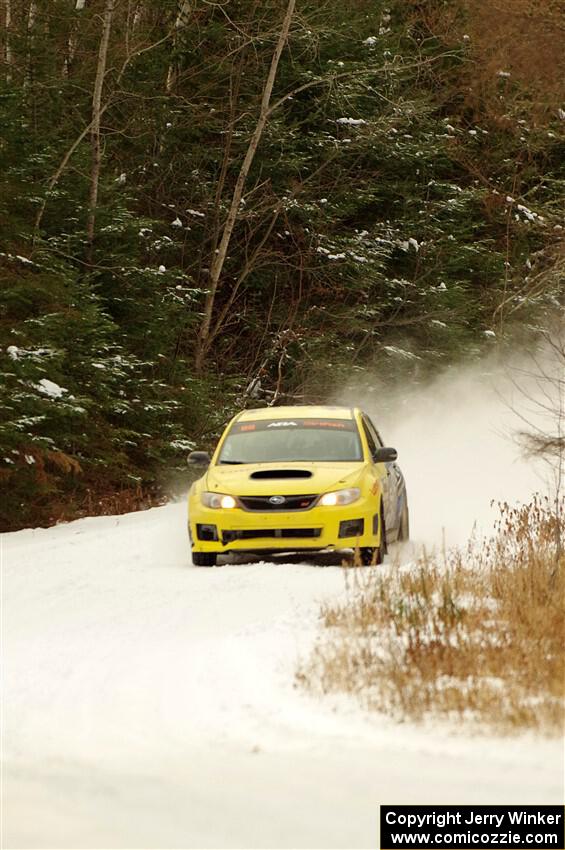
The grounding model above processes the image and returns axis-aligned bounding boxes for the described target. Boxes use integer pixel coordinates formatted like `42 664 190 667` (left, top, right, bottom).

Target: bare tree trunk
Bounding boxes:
207 52 244 257
3 0 12 82
195 0 296 372
64 0 87 78
34 121 97 239
132 1 143 30
513 328 565 566
28 2 37 34
23 0 37 90
35 22 174 240
166 0 191 93
126 0 143 54
86 0 116 262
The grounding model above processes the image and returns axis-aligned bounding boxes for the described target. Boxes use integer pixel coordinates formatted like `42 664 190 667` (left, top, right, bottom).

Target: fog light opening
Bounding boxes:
197 524 219 542
339 518 364 538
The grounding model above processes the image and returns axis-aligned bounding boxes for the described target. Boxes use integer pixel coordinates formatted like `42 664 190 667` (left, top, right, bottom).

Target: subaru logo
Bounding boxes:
269 495 286 505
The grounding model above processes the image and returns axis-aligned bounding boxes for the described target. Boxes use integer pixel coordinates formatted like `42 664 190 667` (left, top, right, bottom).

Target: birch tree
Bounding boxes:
195 0 296 372
86 0 116 261
24 0 37 90
166 0 191 93
3 0 12 82
64 0 87 78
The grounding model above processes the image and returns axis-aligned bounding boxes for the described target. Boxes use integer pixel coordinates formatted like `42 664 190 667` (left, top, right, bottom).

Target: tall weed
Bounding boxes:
299 497 564 734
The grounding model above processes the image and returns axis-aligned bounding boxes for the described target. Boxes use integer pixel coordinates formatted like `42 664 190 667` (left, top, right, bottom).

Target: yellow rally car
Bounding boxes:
187 405 409 566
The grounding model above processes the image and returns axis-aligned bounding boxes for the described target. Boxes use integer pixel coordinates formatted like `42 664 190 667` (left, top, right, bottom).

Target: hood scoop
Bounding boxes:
250 469 313 480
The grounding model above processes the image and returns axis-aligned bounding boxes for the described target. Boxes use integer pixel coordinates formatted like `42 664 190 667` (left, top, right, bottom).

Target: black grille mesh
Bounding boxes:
222 528 322 544
239 495 317 512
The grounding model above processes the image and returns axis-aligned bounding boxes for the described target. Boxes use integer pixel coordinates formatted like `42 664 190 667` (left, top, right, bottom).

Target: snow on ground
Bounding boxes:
2 501 563 849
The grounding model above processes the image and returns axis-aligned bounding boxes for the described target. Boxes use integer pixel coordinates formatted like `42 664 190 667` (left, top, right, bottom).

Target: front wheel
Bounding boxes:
192 551 218 567
360 546 383 566
398 502 410 542
360 510 386 565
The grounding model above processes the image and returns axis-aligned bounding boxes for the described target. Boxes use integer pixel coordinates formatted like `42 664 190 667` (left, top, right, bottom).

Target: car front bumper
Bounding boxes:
188 500 382 554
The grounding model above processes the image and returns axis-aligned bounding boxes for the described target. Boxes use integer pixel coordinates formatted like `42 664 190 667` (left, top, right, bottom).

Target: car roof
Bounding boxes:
236 405 356 422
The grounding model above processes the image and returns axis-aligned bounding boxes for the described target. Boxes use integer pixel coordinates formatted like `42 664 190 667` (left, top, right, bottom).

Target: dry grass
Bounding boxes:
298 497 564 735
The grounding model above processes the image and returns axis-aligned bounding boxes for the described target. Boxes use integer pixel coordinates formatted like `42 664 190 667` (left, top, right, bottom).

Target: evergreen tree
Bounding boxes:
1 0 563 529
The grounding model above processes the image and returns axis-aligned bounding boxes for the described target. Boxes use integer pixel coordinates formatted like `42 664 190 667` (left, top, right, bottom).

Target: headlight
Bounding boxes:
319 487 360 507
201 492 237 509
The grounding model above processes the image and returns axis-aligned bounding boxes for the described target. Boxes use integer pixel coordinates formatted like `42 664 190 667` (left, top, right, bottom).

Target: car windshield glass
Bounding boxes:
218 418 363 464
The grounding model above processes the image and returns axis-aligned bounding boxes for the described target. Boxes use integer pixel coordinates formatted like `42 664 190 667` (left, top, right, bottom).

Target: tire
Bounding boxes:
360 546 382 566
398 502 410 542
192 551 218 567
361 509 386 565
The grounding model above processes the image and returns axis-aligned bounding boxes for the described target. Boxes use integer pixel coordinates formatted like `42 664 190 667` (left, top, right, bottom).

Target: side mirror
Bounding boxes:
187 450 211 467
373 447 397 463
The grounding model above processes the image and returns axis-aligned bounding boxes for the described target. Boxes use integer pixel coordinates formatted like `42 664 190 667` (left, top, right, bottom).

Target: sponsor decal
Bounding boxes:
267 421 298 428
232 418 357 434
303 420 348 429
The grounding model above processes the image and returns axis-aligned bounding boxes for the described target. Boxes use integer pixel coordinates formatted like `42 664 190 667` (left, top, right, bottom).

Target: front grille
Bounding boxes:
239 494 318 512
222 528 322 544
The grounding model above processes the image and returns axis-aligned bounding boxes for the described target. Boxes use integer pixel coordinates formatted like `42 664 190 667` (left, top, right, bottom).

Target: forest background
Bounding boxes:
1 0 563 531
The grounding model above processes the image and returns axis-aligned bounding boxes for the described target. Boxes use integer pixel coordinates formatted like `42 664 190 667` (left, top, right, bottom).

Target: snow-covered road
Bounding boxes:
2 502 563 849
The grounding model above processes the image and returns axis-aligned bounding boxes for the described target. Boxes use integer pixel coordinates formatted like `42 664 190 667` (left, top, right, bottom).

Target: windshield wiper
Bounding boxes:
219 460 245 465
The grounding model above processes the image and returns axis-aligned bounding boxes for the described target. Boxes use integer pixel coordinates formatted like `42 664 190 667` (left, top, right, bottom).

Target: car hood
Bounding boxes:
206 461 365 496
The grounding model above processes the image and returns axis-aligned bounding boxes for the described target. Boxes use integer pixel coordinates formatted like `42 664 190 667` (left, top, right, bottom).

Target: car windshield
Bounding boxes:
218 418 363 464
